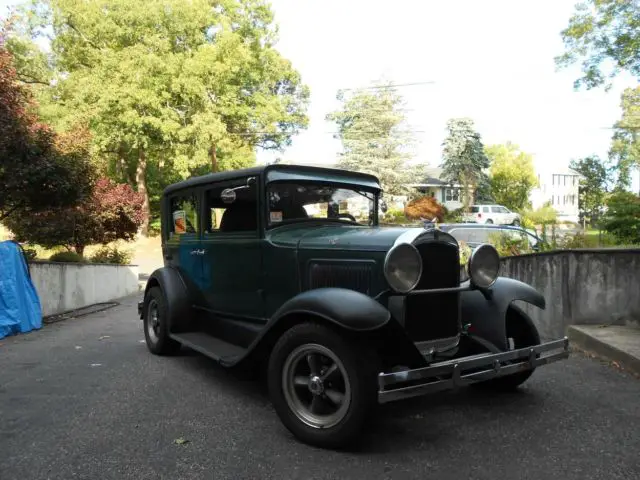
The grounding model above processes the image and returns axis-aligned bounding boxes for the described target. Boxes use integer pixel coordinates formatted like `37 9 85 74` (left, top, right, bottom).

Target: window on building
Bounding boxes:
445 188 460 202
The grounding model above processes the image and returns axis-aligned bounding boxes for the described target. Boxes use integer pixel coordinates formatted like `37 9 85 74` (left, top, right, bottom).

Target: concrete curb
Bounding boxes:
568 325 640 376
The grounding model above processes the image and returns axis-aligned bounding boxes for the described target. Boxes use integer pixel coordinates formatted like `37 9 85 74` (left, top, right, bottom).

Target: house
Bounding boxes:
529 167 583 223
408 167 471 211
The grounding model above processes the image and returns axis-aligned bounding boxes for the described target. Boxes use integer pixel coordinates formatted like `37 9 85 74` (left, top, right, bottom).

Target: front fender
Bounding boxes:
271 287 391 331
460 277 545 351
142 266 194 333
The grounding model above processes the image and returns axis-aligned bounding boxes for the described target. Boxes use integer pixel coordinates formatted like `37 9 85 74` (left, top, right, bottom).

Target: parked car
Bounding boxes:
138 164 569 449
437 223 547 252
463 204 522 225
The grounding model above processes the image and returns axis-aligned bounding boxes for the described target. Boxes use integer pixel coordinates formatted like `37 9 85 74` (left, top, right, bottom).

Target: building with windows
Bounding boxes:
529 167 583 223
408 167 471 210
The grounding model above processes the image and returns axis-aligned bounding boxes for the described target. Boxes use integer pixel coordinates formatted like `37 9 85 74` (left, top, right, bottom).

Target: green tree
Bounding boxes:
326 82 418 195
440 118 489 211
486 142 537 211
609 86 640 192
602 190 640 244
7 0 309 234
569 155 613 225
556 0 640 90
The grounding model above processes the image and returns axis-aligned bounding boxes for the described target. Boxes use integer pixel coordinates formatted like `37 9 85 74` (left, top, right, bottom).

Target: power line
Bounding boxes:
339 81 436 91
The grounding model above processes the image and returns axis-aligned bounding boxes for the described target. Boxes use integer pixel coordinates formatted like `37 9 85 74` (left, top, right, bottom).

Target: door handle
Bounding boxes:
190 249 206 256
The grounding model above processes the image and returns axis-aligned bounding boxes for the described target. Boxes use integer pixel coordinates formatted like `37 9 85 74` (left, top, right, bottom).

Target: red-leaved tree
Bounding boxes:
0 41 93 222
5 178 145 256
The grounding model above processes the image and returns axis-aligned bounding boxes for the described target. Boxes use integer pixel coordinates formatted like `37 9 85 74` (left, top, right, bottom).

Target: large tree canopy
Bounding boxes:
326 83 419 195
486 142 537 212
569 155 613 224
556 0 640 90
7 0 309 233
609 86 640 192
0 43 92 222
440 118 490 211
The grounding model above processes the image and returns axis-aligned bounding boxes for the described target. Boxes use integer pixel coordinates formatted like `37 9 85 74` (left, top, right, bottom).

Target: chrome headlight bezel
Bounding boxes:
468 243 500 289
383 242 422 294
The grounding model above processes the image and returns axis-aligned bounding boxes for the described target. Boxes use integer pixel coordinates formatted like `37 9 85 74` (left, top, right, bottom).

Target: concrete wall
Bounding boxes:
500 249 640 340
29 262 140 317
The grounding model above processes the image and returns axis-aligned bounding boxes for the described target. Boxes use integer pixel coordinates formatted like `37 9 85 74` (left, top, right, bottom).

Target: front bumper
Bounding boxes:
378 336 569 403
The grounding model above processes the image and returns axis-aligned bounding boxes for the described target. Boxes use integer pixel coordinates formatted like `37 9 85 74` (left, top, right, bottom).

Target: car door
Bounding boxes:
165 190 205 296
200 175 264 320
490 206 505 224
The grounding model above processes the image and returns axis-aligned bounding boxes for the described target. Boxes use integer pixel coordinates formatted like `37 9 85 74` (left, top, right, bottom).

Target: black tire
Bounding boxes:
512 219 521 226
143 286 181 355
267 322 378 449
485 219 494 224
474 305 540 391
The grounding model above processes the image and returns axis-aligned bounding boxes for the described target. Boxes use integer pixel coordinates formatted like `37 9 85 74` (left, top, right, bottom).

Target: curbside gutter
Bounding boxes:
568 325 640 377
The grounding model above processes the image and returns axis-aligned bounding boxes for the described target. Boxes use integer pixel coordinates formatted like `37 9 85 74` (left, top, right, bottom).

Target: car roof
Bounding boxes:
163 164 381 196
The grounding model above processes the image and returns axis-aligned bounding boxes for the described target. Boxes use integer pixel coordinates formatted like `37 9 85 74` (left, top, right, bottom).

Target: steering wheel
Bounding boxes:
337 213 357 222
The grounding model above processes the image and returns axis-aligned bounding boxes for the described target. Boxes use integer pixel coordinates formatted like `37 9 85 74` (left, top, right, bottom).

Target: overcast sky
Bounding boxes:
1 0 638 189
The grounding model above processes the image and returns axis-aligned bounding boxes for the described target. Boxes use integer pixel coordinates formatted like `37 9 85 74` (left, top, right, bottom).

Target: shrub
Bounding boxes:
21 246 38 261
5 177 144 256
383 207 410 224
443 207 464 223
49 251 86 263
90 246 133 265
404 196 445 222
602 191 640 245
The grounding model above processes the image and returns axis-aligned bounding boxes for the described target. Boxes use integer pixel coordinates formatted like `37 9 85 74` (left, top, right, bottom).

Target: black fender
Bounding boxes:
246 287 426 370
460 276 545 351
271 287 391 331
141 266 194 333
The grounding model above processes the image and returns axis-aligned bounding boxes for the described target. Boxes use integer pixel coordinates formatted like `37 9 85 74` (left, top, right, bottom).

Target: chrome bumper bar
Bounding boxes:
378 336 570 403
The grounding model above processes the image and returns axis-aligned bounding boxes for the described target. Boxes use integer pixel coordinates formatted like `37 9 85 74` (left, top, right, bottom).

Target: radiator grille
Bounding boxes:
308 262 373 295
404 241 460 341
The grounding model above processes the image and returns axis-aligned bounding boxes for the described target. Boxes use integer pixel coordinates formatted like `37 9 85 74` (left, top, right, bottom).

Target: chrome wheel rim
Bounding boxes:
146 299 160 344
282 343 351 429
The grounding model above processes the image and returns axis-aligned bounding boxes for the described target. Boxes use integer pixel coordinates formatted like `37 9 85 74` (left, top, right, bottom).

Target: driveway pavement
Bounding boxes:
1 295 639 480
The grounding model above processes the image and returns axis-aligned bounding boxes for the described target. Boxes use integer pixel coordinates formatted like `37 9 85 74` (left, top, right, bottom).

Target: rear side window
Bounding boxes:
169 193 198 238
470 206 479 213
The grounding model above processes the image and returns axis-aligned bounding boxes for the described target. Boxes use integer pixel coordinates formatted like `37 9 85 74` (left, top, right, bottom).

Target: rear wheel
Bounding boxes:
474 306 540 391
268 322 378 449
485 219 494 224
143 287 181 355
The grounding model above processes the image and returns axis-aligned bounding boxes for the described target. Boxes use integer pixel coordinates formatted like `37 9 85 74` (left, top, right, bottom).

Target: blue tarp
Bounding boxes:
0 241 42 339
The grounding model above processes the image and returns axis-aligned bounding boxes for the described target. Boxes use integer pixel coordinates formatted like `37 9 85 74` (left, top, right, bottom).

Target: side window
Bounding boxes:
204 177 258 234
169 194 198 238
470 206 479 213
491 206 502 213
482 206 490 213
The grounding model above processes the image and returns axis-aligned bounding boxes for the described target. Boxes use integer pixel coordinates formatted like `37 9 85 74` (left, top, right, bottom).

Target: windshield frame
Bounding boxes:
264 180 380 229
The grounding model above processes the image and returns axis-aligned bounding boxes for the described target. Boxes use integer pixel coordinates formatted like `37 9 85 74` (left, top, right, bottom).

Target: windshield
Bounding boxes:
267 182 377 227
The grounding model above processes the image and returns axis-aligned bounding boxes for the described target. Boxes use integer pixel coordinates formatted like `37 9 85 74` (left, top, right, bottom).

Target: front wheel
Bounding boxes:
474 305 540 391
512 218 521 226
143 287 181 355
268 323 378 449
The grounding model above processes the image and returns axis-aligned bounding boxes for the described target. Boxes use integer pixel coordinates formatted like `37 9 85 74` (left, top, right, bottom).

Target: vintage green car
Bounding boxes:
138 164 569 448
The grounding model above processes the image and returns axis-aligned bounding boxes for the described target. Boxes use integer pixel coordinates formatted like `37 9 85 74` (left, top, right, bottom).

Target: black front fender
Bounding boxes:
460 277 545 351
142 266 194 333
271 287 391 331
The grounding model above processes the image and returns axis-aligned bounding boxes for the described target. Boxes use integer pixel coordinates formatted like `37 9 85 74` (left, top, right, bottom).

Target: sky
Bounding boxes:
1 0 638 190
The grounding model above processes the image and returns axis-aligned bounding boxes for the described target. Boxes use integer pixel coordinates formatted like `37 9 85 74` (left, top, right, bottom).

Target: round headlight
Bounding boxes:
468 244 500 288
384 243 422 293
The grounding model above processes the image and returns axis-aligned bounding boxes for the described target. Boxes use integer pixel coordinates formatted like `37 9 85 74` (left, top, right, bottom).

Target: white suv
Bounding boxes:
463 204 521 226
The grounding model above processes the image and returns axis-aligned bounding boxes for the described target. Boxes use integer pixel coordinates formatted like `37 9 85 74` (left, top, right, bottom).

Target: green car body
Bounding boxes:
139 163 569 448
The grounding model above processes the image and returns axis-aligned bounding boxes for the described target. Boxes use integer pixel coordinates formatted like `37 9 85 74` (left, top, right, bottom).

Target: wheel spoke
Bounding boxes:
293 375 309 388
324 388 344 406
307 353 321 376
320 363 339 382
310 395 324 415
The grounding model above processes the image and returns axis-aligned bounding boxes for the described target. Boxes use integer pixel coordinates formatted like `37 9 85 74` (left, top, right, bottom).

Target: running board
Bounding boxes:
169 332 247 366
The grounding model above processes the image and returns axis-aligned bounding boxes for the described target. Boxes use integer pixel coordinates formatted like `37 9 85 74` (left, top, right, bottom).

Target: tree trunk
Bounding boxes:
211 142 217 172
136 147 150 237
75 244 85 257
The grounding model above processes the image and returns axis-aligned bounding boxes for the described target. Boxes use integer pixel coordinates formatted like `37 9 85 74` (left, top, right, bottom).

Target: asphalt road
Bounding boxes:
1 296 639 480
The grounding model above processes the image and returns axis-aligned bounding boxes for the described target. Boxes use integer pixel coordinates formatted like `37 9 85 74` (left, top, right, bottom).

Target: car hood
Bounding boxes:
267 223 426 252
